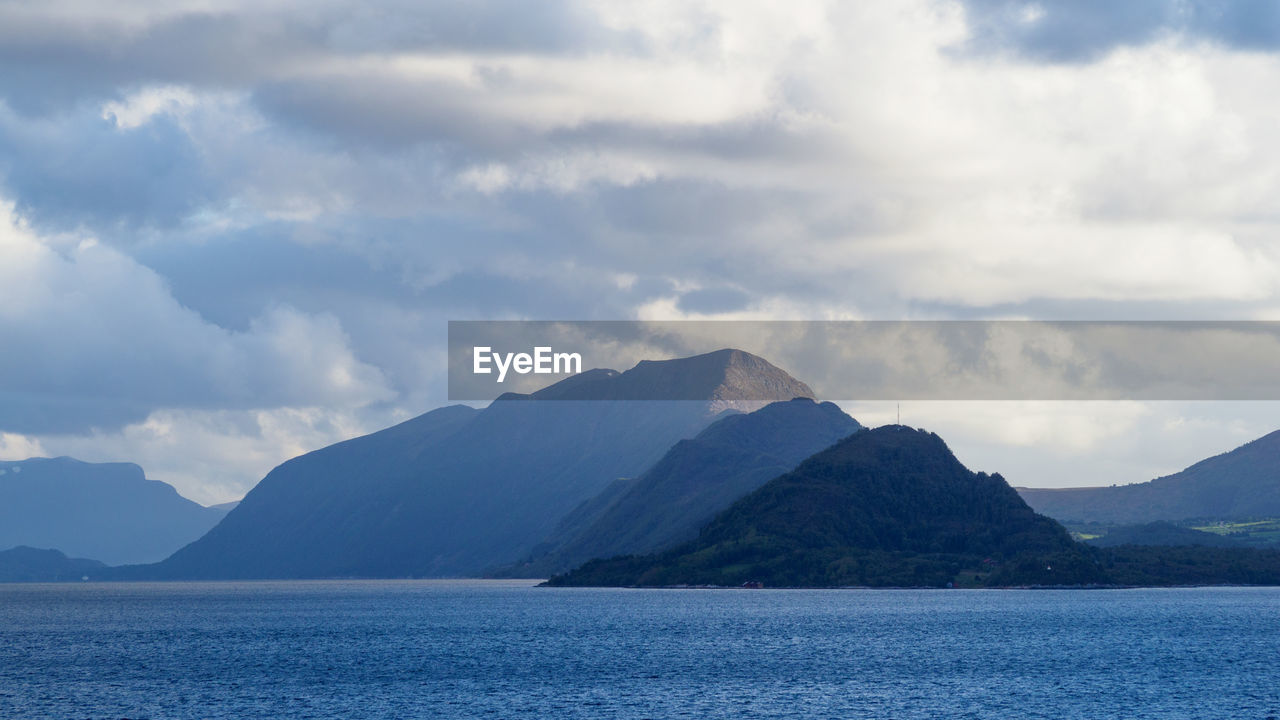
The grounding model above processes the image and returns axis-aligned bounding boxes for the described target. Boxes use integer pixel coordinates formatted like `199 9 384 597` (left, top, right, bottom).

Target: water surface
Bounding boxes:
2 581 1278 719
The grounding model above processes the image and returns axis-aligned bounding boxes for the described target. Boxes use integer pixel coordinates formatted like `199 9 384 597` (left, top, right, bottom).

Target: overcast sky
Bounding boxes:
2 0 1279 504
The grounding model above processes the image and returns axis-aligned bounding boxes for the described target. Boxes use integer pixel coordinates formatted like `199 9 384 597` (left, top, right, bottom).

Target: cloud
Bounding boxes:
0 432 47 461
39 406 391 505
843 400 1280 490
5 2 1277 312
0 94 234 231
6 1 1278 340
957 0 1280 62
676 287 752 314
101 85 197 129
0 0 635 116
0 202 393 434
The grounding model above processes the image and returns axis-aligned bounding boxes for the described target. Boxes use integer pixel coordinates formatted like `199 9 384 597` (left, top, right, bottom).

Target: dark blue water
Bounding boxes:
2 581 1278 719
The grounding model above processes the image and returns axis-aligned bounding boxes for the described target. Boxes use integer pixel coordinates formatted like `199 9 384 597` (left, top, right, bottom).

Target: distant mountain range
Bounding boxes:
0 546 106 583
1018 430 1280 524
7 347 1280 586
499 398 862 578
0 457 230 565
549 426 1102 588
139 349 816 579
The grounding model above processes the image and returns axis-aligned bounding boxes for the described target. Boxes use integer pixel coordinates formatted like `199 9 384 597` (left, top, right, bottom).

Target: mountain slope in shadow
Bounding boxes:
500 398 862 577
550 426 1101 588
0 457 229 565
142 349 816 579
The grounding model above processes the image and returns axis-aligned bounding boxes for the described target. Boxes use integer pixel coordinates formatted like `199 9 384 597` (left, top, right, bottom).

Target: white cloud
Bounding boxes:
39 406 393 505
102 85 197 129
0 200 394 433
311 52 775 130
841 400 1280 490
0 432 47 461
258 2 1280 308
459 163 513 194
9 1 1280 310
867 225 1280 306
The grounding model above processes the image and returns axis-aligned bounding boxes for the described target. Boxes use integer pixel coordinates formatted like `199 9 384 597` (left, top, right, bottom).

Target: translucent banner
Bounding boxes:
447 320 1280 401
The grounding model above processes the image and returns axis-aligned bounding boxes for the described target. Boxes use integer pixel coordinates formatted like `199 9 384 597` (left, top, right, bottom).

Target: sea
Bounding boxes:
1 580 1277 719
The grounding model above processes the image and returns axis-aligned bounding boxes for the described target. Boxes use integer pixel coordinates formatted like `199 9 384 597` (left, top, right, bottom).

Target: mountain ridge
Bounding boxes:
1018 429 1280 524
137 348 816 579
511 348 815 412
499 397 861 577
0 456 230 565
549 426 1101 588
0 546 107 583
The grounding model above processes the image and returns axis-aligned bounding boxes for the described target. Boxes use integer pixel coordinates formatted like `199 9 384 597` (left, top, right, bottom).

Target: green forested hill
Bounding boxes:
549 426 1103 588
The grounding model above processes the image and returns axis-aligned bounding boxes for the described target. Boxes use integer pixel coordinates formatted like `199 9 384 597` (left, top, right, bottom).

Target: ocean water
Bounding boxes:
1 581 1278 719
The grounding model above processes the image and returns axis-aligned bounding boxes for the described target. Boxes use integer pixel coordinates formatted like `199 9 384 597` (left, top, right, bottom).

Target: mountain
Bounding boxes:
500 398 862 577
0 546 107 583
1018 430 1280 524
143 349 815 579
0 457 230 565
548 426 1102 588
520 349 814 412
1085 522 1241 548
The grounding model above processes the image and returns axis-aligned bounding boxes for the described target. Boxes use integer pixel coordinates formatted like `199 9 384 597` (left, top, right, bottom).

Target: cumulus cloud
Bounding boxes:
101 85 197 129
5 1 1279 314
0 432 47 461
0 202 393 434
843 400 1280 490
40 406 394 505
0 101 219 229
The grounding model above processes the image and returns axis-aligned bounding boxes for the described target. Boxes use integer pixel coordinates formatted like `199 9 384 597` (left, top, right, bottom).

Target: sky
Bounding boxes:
2 0 1279 504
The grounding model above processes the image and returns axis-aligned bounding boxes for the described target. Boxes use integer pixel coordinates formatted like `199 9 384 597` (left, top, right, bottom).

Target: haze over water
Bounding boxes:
2 581 1277 719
